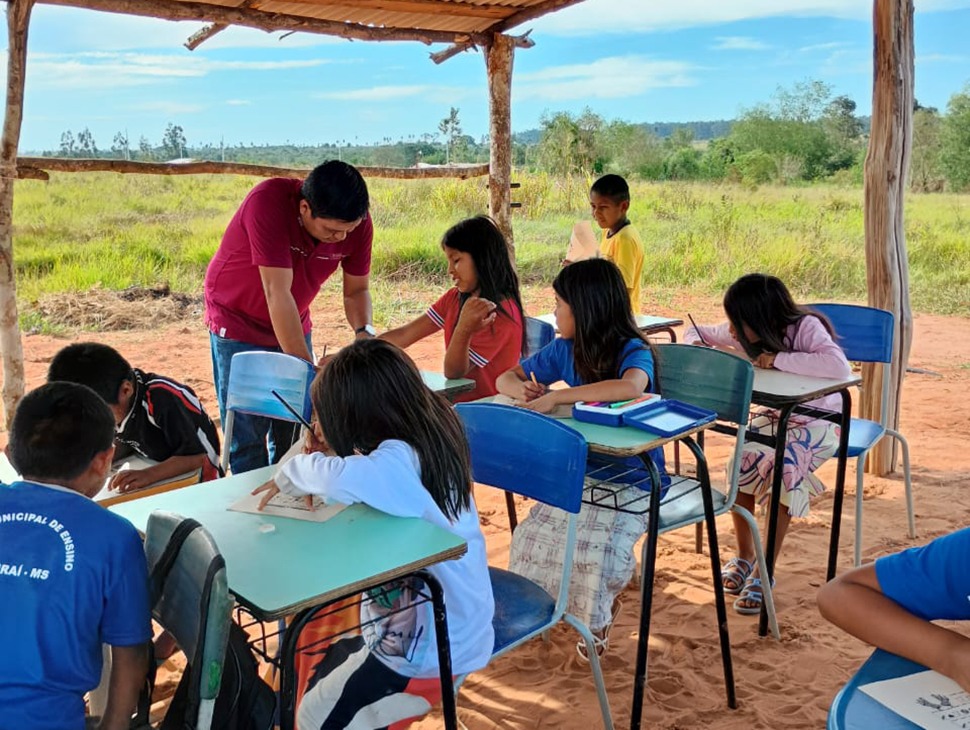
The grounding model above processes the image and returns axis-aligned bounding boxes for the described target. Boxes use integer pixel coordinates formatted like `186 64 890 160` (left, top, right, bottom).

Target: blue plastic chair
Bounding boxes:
456 403 614 730
653 344 780 640
809 304 915 567
221 352 316 474
523 316 555 358
827 649 925 729
145 511 233 730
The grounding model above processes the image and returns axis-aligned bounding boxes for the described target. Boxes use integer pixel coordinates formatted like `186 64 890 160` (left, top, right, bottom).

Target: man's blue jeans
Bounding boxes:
210 332 313 474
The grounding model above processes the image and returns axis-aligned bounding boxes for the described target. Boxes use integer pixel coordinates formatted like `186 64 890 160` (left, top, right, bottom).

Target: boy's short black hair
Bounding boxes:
301 160 370 222
47 342 133 405
9 382 116 482
590 174 631 204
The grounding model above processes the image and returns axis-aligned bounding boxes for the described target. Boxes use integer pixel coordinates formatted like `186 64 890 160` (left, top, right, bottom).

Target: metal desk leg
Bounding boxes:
631 456 664 730
415 570 459 730
682 437 736 708
826 390 853 581
759 404 795 638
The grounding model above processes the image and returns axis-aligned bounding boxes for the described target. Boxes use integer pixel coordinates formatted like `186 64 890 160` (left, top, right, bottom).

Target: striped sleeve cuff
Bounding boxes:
426 307 445 329
468 348 488 368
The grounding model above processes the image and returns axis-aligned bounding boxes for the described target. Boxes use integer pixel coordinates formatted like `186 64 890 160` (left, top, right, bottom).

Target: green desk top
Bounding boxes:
110 466 467 620
421 371 475 401
536 313 683 334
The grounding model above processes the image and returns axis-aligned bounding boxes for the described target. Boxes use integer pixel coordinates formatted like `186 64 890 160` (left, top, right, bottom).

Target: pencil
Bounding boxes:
687 313 709 346
530 371 539 386
271 390 313 431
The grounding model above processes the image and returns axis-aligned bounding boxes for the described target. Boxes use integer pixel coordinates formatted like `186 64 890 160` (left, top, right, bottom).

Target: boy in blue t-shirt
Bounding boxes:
818 528 970 693
0 382 152 730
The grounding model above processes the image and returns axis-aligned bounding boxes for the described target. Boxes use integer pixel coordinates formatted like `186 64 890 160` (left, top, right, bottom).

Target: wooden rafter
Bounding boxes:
40 0 487 45
432 0 583 63
278 0 510 20
16 157 490 180
185 0 260 50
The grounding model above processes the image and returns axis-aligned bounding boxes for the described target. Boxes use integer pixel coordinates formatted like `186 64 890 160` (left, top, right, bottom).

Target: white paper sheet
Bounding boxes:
227 490 347 523
491 393 573 419
565 220 599 263
860 670 970 729
93 455 161 503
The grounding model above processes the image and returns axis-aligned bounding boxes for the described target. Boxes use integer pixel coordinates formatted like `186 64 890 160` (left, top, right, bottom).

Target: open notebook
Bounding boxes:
94 455 202 506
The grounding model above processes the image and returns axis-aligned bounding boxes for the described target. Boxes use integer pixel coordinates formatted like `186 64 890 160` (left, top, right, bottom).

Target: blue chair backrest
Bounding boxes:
808 304 894 364
655 344 754 425
456 403 587 514
523 316 555 358
225 352 315 423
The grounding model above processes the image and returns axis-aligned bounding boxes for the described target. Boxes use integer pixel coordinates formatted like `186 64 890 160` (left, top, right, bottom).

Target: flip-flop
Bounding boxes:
733 577 775 616
720 557 754 595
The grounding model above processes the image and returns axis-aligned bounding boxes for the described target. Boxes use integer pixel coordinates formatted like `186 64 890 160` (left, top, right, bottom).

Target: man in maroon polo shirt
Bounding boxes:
204 160 373 473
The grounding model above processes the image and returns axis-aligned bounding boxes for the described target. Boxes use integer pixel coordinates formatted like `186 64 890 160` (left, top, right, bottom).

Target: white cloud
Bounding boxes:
530 0 970 35
516 56 696 101
917 52 969 63
132 101 205 115
314 84 473 103
24 51 328 90
712 36 771 51
798 41 854 53
226 99 252 106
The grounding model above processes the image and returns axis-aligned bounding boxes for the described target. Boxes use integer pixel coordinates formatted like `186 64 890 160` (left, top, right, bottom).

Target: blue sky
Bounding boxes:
9 0 970 152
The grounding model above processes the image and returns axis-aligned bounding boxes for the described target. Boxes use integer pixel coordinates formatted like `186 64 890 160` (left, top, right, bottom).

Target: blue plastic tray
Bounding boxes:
622 399 717 437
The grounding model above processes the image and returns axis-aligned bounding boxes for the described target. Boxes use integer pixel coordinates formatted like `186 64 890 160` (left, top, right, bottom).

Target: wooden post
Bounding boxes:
863 0 914 474
0 0 34 429
485 33 515 249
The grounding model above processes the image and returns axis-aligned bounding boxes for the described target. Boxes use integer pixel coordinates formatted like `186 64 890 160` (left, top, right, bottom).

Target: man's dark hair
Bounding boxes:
9 382 116 482
590 174 631 204
47 342 132 405
301 160 370 222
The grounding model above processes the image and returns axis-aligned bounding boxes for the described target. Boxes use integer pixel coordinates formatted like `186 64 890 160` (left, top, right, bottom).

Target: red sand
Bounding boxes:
9 289 970 729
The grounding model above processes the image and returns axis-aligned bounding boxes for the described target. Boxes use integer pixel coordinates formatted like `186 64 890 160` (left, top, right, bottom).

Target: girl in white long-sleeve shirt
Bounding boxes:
253 339 494 730
684 273 851 616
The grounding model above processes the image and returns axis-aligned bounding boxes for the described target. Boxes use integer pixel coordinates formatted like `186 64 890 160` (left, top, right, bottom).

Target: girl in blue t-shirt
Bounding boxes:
496 258 665 660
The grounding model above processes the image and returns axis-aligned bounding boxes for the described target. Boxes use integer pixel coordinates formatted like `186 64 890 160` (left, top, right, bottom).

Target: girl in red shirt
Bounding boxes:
381 216 525 402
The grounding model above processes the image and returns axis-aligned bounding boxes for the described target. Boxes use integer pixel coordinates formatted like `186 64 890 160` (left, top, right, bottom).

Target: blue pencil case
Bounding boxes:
572 394 660 426
622 399 717 437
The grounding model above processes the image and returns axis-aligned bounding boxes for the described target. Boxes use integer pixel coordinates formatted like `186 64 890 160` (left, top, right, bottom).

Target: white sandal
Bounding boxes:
576 599 622 662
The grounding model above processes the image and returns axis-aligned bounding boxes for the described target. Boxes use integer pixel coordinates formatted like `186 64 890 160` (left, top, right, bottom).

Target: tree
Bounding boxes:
596 121 663 178
437 107 463 165
76 127 97 157
111 131 130 161
822 95 864 172
535 108 602 176
59 130 76 157
138 135 155 161
161 123 187 160
910 107 943 191
941 85 970 191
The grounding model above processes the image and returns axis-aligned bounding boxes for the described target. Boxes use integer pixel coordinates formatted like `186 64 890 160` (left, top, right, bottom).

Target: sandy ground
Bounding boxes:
8 288 970 729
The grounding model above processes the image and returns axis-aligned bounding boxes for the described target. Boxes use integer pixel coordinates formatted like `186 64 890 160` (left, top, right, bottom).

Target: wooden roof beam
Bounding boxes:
39 0 489 45
279 0 510 21
431 29 531 64
431 0 583 64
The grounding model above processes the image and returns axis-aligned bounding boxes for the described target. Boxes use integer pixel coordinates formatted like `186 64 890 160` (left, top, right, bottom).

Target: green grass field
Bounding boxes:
10 172 970 332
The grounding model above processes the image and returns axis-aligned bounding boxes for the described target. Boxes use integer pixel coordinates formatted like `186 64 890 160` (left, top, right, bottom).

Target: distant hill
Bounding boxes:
513 119 735 145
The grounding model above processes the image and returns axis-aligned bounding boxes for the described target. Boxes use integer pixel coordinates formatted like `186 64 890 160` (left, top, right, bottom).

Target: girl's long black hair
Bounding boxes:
553 258 648 384
313 339 472 521
723 273 834 359
442 216 526 352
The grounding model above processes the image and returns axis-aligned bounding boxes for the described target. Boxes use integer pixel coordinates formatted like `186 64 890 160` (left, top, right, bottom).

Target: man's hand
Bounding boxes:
110 468 156 493
252 479 314 511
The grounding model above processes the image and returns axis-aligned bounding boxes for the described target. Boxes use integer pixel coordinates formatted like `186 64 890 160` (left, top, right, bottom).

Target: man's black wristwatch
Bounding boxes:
355 324 376 337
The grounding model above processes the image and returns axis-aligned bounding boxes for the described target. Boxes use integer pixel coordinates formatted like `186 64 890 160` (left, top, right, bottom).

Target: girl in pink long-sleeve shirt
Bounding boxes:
684 273 851 616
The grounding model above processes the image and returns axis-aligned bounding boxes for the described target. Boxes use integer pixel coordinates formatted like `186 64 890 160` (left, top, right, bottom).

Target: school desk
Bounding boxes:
827 649 925 729
420 370 475 401
748 368 861 638
0 453 17 483
93 455 202 507
109 467 467 730
535 312 684 342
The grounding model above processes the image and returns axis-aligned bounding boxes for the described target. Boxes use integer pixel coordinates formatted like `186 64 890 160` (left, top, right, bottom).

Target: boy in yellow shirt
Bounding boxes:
590 174 643 310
